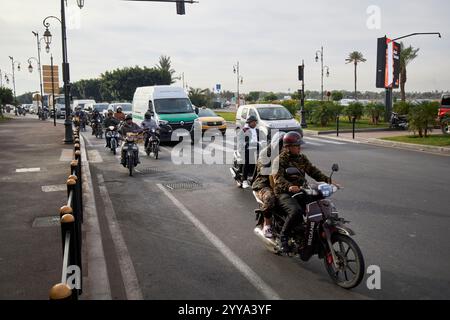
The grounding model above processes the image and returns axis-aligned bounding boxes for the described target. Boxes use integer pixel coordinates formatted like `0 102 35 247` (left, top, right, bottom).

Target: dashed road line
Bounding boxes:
16 168 41 173
41 184 67 192
303 136 347 145
59 149 74 162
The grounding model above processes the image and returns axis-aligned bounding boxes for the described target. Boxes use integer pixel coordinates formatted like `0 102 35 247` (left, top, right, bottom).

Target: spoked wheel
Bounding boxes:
324 234 365 289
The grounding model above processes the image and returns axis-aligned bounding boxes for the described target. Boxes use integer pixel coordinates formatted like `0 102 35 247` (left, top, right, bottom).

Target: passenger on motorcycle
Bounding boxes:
141 111 160 148
74 106 87 128
273 131 332 254
239 115 261 189
103 110 120 148
252 131 286 238
114 106 126 122
119 114 142 166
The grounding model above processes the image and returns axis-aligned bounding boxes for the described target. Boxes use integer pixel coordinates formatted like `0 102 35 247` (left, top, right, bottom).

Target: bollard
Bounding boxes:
49 283 73 300
74 150 83 222
59 205 73 218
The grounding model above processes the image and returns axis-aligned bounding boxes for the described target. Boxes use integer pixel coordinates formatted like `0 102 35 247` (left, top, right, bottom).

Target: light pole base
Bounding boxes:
64 120 74 144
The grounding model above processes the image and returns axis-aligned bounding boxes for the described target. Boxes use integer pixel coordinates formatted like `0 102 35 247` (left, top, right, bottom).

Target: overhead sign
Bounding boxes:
42 65 60 94
216 84 221 92
376 37 401 89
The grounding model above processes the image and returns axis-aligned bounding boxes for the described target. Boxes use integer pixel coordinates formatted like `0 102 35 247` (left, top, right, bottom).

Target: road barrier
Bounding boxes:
49 128 84 300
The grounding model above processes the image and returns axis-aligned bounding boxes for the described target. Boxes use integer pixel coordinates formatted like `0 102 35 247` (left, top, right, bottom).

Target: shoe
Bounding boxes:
280 236 290 254
242 180 250 189
263 225 273 238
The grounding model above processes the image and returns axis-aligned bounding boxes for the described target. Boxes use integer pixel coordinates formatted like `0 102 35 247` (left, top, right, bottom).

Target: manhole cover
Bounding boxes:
164 181 203 190
32 216 60 228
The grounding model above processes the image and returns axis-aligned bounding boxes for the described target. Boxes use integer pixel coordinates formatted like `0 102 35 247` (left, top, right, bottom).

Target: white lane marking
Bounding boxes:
59 149 74 162
303 141 323 146
304 137 346 145
87 150 103 163
16 168 40 173
157 184 281 300
97 174 143 300
160 146 171 153
41 184 67 192
79 135 112 299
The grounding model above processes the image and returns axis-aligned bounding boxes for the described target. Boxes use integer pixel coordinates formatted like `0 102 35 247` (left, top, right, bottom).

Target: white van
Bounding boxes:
73 99 96 111
132 85 199 142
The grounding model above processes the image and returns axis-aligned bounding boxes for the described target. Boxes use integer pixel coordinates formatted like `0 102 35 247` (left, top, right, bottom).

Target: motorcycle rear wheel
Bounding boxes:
324 234 365 289
128 155 134 176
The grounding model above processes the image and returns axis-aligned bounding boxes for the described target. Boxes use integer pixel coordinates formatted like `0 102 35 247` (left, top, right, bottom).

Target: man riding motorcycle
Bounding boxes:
91 109 103 135
273 131 333 254
252 131 285 238
114 106 126 122
239 115 261 189
119 114 142 167
141 111 160 149
103 110 120 148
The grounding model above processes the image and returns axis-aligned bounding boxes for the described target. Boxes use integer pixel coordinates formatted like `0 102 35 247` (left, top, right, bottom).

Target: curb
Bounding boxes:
79 134 112 299
303 128 391 135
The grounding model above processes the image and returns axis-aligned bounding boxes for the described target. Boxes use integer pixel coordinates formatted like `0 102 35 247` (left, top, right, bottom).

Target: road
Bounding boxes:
76 121 450 300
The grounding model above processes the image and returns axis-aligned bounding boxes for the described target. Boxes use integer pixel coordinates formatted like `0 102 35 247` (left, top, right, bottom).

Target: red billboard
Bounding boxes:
376 37 401 89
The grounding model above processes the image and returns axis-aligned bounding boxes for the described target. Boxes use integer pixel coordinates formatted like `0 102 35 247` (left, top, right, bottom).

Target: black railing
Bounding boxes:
49 128 84 300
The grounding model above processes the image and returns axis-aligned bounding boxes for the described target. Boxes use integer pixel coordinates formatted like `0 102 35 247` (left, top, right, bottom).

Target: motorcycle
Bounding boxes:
230 141 266 188
123 132 141 176
106 125 120 155
253 164 365 289
92 118 104 139
390 112 408 130
41 109 49 120
144 128 160 159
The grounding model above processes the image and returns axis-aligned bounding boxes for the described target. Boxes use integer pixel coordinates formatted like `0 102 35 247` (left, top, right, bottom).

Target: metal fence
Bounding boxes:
49 129 84 300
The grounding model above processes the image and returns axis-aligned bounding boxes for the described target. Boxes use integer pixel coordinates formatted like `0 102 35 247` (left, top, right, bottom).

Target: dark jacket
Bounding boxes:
273 150 330 195
103 116 120 128
120 122 141 137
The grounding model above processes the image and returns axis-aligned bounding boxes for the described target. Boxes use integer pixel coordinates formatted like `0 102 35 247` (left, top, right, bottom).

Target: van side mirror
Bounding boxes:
148 101 153 110
332 164 339 172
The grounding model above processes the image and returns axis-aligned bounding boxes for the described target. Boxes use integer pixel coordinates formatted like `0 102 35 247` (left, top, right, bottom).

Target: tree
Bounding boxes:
0 87 14 117
345 51 366 101
188 88 208 107
246 91 260 102
365 103 385 125
344 102 364 122
264 92 278 102
408 101 439 137
331 91 343 102
155 55 175 84
400 42 420 102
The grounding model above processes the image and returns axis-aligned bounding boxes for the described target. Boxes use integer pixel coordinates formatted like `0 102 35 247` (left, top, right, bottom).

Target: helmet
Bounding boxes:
107 109 114 115
116 106 122 112
283 131 304 146
93 109 99 114
246 115 258 124
144 111 152 120
125 114 133 121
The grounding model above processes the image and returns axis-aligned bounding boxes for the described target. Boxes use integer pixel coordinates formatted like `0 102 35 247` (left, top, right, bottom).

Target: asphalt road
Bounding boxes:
79 123 450 300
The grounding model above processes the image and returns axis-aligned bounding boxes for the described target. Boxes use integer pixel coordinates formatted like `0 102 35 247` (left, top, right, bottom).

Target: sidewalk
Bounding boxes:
0 116 76 299
304 129 450 155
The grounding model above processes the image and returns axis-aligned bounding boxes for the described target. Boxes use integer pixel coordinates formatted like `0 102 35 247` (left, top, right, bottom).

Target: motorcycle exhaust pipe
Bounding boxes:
253 227 279 254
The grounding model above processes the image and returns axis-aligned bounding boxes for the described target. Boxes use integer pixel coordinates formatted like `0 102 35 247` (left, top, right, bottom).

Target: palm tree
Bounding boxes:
188 87 208 107
400 42 420 102
345 51 366 100
155 55 176 84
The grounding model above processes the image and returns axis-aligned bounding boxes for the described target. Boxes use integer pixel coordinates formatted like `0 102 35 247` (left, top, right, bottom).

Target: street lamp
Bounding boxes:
43 0 85 144
315 46 330 101
32 31 48 115
233 62 243 108
8 56 21 104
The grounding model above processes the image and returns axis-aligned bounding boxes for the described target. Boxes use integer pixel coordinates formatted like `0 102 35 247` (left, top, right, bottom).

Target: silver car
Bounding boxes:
235 104 303 138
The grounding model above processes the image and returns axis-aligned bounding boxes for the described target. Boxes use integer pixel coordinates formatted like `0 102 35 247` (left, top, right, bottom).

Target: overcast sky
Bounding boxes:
1 0 449 97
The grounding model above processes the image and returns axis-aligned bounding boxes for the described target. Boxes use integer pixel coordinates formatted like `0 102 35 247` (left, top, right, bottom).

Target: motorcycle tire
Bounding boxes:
324 234 365 289
111 140 117 155
154 144 159 160
128 155 134 176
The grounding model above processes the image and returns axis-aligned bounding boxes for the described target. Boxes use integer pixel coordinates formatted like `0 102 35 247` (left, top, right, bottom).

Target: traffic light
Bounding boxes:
176 1 185 15
298 65 304 81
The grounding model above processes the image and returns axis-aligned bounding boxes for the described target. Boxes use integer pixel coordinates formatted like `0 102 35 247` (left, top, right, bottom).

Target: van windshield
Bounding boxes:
154 98 194 114
257 107 293 120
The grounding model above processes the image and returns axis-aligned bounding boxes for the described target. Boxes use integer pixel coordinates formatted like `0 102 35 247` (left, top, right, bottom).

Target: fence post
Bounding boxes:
60 213 79 299
49 283 73 300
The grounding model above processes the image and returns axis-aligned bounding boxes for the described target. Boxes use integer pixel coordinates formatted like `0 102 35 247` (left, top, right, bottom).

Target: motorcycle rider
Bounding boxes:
91 109 103 136
273 131 332 254
141 111 160 149
103 109 120 148
119 114 142 167
114 106 126 122
252 131 285 238
74 106 87 129
238 115 260 189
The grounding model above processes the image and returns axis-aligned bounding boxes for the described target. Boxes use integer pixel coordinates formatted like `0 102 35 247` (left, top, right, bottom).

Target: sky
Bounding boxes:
1 0 449 97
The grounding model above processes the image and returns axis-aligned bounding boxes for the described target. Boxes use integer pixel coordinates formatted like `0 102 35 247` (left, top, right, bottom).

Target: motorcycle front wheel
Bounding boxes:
324 234 365 289
127 154 134 176
111 139 117 155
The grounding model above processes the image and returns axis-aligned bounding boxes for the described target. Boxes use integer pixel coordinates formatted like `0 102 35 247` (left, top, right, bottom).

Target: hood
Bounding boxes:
157 112 198 123
259 118 300 129
198 116 225 122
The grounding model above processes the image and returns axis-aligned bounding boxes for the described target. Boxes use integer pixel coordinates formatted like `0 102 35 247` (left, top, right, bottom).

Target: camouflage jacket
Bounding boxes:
252 146 273 191
273 150 330 195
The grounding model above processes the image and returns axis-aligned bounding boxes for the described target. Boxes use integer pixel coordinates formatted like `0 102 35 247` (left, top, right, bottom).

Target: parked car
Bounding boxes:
196 107 227 136
439 94 450 135
235 104 303 139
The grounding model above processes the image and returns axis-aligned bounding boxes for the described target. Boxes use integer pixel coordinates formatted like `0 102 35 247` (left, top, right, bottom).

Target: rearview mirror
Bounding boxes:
332 164 339 172
286 167 300 176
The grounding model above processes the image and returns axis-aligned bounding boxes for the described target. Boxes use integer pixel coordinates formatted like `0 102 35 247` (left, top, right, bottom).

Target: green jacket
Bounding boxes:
273 150 330 195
